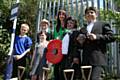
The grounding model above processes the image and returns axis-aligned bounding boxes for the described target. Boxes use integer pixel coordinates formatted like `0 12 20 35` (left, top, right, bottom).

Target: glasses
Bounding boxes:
86 11 95 15
59 12 66 15
67 21 74 24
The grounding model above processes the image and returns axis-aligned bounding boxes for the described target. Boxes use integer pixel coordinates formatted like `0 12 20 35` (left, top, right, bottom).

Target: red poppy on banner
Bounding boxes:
46 39 63 64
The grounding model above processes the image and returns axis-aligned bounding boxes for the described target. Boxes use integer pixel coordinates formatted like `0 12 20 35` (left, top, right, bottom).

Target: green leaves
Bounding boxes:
0 27 10 56
0 27 10 73
100 9 120 28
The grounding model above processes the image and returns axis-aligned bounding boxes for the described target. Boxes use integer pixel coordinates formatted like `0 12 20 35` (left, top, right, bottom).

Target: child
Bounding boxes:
77 7 115 80
30 31 49 80
11 23 32 79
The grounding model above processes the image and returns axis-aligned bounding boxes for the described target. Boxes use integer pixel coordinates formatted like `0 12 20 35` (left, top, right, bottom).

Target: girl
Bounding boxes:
30 31 49 80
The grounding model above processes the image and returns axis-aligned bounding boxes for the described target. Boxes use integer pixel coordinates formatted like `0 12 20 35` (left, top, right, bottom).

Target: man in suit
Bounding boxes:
77 7 115 80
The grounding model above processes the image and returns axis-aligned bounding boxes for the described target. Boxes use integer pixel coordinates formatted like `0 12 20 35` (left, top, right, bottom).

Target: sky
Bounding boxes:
88 0 104 8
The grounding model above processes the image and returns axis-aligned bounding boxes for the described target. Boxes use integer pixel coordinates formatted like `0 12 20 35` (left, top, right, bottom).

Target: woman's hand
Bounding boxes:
73 58 79 64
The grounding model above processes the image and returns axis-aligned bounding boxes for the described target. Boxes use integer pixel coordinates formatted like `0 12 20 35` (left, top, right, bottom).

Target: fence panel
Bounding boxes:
37 0 120 77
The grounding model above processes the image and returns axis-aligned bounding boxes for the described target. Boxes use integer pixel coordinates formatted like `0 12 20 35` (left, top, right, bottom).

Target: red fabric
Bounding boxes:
46 39 63 64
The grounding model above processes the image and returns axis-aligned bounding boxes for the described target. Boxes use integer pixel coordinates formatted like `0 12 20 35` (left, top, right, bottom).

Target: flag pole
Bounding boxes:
4 0 20 79
8 0 20 56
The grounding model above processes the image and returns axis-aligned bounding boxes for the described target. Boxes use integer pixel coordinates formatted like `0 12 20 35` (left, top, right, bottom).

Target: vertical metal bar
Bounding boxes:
44 0 48 19
57 0 60 15
103 0 106 20
37 1 41 32
62 0 65 9
76 0 79 19
111 0 114 11
109 0 112 10
107 0 109 10
41 0 43 19
103 0 106 12
43 0 45 18
65 0 69 15
39 0 42 21
34 0 41 44
117 41 120 75
91 0 94 7
113 0 120 75
70 0 74 16
86 0 89 8
111 27 117 76
41 0 44 19
53 0 56 20
118 38 120 76
106 0 109 11
79 0 84 28
52 0 56 33
48 1 52 21
97 0 100 20
43 0 45 19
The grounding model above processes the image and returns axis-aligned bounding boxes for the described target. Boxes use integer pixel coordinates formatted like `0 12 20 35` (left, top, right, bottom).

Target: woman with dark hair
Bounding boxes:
64 16 77 29
62 16 81 80
53 9 68 80
54 9 67 39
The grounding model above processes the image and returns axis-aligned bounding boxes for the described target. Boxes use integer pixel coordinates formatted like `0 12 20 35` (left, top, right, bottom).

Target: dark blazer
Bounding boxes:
55 30 80 80
78 21 115 66
60 30 80 68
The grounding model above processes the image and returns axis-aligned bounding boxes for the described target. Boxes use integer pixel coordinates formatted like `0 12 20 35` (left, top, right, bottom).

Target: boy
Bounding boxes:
77 7 115 80
12 23 32 79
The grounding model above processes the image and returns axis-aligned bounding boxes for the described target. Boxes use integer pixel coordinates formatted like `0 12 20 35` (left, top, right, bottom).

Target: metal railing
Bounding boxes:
36 0 120 78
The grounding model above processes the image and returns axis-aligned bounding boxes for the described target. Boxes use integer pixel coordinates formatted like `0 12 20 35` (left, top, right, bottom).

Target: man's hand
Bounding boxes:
88 33 97 40
77 34 86 44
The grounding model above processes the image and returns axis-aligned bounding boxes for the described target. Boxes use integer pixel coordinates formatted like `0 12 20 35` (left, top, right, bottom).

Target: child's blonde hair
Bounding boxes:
21 23 30 31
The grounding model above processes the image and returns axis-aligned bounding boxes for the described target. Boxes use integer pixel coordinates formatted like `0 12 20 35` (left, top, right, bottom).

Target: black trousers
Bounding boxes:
54 63 65 80
12 56 26 80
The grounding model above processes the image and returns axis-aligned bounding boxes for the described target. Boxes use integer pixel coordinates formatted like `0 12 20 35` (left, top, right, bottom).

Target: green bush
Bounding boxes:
0 26 10 74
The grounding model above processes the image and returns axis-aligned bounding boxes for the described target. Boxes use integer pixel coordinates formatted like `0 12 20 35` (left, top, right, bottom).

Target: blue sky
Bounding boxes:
88 0 104 8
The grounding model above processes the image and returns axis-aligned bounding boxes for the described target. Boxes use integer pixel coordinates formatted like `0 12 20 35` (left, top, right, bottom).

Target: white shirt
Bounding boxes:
87 22 94 33
62 33 70 55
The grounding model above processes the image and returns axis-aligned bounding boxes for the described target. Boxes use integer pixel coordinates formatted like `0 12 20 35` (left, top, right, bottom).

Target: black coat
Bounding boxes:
78 21 115 66
62 30 80 68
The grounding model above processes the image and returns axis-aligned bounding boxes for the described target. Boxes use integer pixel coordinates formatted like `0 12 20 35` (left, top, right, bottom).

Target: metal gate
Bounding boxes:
35 0 120 78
